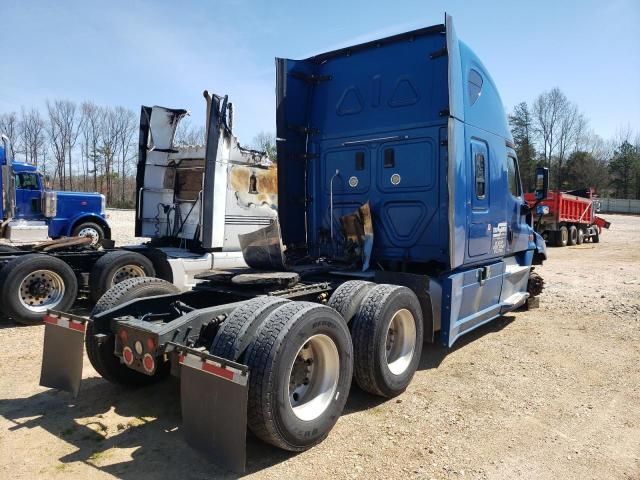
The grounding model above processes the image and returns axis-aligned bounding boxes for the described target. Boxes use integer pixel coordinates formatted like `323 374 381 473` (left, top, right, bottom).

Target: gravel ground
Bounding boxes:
0 212 638 480
104 209 149 246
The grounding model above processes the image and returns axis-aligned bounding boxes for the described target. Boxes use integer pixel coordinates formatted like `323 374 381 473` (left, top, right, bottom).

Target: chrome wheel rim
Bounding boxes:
18 269 66 312
77 227 100 245
385 308 416 376
288 334 340 421
111 265 146 286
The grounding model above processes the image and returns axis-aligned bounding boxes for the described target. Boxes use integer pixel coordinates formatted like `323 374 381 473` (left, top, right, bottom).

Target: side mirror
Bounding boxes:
534 167 549 201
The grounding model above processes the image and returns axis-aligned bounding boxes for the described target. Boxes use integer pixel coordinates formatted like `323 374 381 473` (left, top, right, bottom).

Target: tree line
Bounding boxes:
0 102 229 208
509 87 640 198
1 90 638 206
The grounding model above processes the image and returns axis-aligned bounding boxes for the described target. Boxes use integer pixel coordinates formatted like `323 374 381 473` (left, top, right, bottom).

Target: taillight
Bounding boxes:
146 337 156 351
142 354 155 373
122 346 134 366
119 329 128 344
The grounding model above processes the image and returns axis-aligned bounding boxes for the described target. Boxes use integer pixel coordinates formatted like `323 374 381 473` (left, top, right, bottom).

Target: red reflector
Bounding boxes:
142 354 155 373
146 337 155 351
81 201 88 206
201 361 235 381
122 346 134 365
119 329 128 344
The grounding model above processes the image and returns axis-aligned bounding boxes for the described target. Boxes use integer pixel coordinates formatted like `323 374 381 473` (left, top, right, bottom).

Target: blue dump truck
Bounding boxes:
0 140 109 244
39 16 548 472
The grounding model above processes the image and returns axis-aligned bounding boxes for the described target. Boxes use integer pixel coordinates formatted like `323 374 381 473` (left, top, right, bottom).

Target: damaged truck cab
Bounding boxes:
276 15 547 346
40 16 547 473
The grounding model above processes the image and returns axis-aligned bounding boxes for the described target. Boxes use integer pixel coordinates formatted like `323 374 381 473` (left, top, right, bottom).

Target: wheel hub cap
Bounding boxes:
77 227 99 245
288 334 340 421
19 270 66 312
385 308 416 376
111 265 146 286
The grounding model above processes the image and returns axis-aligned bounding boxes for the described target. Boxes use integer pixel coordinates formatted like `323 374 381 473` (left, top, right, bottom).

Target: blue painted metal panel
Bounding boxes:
277 25 450 265
459 42 512 142
53 191 105 237
440 261 505 347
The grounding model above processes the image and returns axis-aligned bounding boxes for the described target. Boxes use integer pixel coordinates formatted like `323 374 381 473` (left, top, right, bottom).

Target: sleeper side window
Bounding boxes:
507 156 522 197
468 69 483 105
475 153 486 199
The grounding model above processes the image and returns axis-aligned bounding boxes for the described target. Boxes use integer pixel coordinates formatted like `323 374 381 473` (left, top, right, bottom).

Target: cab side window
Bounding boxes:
15 173 40 190
507 156 522 197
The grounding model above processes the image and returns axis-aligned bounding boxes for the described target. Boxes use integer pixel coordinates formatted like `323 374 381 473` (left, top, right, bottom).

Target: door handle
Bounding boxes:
477 266 489 285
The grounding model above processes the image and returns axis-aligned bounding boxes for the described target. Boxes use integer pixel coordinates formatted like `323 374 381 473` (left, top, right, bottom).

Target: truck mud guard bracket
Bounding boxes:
172 343 249 473
39 310 89 397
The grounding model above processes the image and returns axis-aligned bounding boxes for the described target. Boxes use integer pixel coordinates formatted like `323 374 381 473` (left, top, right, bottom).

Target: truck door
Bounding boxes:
467 139 491 257
14 172 42 219
505 152 528 254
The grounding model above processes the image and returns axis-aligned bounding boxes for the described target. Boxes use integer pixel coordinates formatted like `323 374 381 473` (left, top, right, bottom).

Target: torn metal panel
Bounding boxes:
137 93 277 250
340 202 373 271
238 219 287 270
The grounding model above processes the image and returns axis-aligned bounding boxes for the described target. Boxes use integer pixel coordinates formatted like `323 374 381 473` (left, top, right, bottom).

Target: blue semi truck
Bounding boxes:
40 15 548 472
0 139 110 244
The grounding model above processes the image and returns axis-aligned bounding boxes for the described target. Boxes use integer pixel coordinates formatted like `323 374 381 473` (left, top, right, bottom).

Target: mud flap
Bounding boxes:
179 349 249 473
39 312 87 397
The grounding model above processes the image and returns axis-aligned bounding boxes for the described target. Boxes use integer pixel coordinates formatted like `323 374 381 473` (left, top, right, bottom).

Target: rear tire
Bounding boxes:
210 296 290 361
557 226 569 247
0 254 78 325
245 302 353 451
592 228 600 243
89 250 156 302
86 277 179 386
327 280 375 323
351 284 423 398
576 228 584 245
568 225 578 246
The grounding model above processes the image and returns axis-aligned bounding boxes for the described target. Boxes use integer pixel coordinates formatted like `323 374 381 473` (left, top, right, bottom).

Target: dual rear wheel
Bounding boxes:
85 277 423 454
210 282 423 451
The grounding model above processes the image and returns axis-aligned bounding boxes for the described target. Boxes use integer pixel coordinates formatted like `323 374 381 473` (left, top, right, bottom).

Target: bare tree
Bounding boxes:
81 102 102 192
99 107 119 203
46 100 80 190
0 112 20 158
113 106 137 204
251 131 277 162
174 117 205 146
555 103 584 188
19 108 46 167
46 102 67 188
532 88 590 189
533 88 565 171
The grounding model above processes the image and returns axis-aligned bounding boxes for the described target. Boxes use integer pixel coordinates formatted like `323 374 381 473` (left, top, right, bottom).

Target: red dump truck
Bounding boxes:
524 188 610 247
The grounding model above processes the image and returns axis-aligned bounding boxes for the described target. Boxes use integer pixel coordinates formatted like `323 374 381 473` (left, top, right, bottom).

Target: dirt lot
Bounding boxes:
1 211 639 480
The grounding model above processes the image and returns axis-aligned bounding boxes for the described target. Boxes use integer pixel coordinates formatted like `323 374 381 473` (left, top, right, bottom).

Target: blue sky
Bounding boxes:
1 0 638 143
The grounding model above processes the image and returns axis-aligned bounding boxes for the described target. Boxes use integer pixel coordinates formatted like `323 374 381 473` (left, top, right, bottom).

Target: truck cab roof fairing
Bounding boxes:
446 15 513 270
